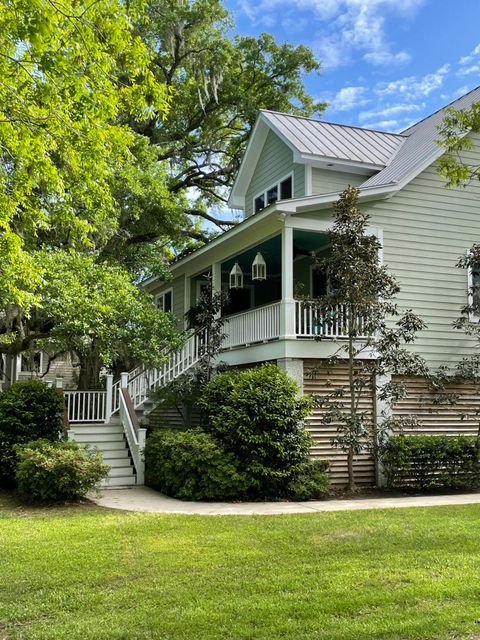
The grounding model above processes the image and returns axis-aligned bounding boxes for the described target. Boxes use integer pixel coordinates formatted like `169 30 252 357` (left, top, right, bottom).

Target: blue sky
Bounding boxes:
225 0 480 132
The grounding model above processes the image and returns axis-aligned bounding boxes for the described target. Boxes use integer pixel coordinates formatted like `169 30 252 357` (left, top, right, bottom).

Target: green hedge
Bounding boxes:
382 435 480 491
0 380 65 486
144 429 250 500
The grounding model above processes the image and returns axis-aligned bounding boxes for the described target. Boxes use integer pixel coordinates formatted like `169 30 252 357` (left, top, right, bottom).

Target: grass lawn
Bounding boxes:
1 492 480 639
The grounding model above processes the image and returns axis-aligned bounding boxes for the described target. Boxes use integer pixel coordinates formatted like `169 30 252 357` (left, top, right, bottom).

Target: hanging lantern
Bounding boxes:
252 252 267 281
229 262 244 289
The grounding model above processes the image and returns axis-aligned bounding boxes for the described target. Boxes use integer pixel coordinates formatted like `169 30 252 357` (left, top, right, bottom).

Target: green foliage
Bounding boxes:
144 429 248 500
199 365 313 497
287 459 330 501
15 439 109 501
437 103 480 187
382 435 480 491
38 251 182 387
0 380 65 485
0 0 170 314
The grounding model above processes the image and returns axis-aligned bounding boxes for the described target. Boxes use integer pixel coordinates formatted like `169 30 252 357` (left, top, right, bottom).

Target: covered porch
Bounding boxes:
187 227 355 351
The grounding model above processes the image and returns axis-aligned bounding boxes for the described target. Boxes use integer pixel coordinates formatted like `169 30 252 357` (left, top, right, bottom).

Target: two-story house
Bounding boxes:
134 86 480 486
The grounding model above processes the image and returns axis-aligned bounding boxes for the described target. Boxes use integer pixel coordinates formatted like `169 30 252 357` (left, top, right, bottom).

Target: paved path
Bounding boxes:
91 486 480 515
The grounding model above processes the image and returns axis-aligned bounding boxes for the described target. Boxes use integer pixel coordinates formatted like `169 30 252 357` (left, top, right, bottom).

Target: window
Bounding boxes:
280 176 292 200
155 288 173 313
468 263 480 319
253 173 293 214
266 185 278 206
20 352 42 373
254 194 265 213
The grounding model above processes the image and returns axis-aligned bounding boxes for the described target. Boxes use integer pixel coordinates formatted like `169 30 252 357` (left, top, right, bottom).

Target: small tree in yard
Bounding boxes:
311 187 428 491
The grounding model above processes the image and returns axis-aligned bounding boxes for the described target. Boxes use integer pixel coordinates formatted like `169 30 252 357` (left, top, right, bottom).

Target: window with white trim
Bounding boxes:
155 288 173 313
254 174 293 214
20 351 42 373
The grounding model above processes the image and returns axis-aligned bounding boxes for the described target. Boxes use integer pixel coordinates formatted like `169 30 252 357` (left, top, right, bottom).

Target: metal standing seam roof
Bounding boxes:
361 85 480 188
261 109 406 167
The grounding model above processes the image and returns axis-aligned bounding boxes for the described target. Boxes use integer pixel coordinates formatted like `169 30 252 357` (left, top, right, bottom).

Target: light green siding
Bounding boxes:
245 130 304 217
294 164 305 198
303 133 480 368
312 168 364 194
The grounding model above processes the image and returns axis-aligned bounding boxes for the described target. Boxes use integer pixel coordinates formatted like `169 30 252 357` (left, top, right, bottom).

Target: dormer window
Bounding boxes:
253 174 293 214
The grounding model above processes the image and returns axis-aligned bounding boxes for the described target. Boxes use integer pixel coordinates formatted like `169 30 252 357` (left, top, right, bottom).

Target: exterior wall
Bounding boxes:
392 376 480 437
365 132 480 368
16 352 77 389
303 360 376 486
311 168 364 194
245 130 299 217
294 164 305 199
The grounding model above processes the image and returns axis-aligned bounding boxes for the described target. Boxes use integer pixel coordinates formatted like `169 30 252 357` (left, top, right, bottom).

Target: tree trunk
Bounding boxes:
76 350 103 389
347 447 356 492
347 308 357 493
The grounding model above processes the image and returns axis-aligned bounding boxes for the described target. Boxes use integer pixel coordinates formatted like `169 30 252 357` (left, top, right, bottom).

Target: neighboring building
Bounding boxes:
0 352 77 392
140 86 480 485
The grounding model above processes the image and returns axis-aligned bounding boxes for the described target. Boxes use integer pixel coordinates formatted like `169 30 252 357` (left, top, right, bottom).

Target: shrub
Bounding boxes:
382 435 480 491
144 429 249 500
15 439 109 501
287 460 330 500
199 364 314 497
0 380 65 485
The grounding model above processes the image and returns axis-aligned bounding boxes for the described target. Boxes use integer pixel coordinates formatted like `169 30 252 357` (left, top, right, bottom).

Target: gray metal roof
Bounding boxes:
261 110 406 167
361 85 480 188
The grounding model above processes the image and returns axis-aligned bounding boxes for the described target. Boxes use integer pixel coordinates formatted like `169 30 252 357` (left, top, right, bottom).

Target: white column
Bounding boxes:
120 372 129 389
184 274 191 330
212 262 222 294
280 225 296 339
105 374 113 424
277 358 304 395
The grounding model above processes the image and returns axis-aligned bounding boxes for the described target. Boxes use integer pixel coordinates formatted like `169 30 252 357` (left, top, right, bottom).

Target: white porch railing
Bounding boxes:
222 302 281 349
295 300 366 338
64 390 107 423
65 301 367 425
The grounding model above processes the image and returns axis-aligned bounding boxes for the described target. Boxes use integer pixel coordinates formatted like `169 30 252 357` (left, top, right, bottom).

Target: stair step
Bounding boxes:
104 457 131 468
75 433 124 443
101 475 137 487
71 425 123 436
86 441 127 451
102 449 130 460
108 465 135 478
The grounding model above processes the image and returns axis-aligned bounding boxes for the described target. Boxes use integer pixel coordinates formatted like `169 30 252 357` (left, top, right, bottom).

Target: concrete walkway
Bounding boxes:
91 486 480 515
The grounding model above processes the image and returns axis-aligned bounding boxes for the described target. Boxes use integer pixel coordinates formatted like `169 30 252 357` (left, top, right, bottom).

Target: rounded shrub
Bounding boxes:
15 439 109 501
287 460 330 500
144 429 249 500
198 364 314 497
0 380 65 485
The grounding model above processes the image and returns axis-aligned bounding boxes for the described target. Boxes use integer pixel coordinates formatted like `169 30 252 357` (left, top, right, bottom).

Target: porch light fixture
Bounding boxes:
251 252 267 281
229 262 244 289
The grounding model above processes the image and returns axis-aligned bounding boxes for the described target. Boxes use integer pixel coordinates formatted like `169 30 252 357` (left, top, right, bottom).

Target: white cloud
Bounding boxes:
459 43 480 66
329 86 369 111
361 119 400 130
375 64 450 99
238 0 424 69
458 64 480 76
358 102 424 122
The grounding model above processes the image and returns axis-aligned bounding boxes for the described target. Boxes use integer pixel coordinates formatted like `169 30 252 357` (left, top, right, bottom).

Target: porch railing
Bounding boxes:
222 302 281 349
64 390 107 423
295 300 367 338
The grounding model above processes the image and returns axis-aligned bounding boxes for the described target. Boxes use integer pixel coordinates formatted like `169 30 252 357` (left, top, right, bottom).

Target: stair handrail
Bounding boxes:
118 374 146 484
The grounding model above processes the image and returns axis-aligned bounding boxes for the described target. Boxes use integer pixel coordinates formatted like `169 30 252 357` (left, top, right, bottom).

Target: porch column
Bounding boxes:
183 274 191 330
280 225 296 339
211 262 222 294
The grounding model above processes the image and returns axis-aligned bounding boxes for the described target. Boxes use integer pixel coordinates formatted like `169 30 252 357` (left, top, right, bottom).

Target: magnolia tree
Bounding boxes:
311 187 428 491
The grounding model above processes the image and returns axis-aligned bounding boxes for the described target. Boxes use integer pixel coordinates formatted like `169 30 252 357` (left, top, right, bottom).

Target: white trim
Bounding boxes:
252 172 293 216
155 287 173 313
305 164 313 196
